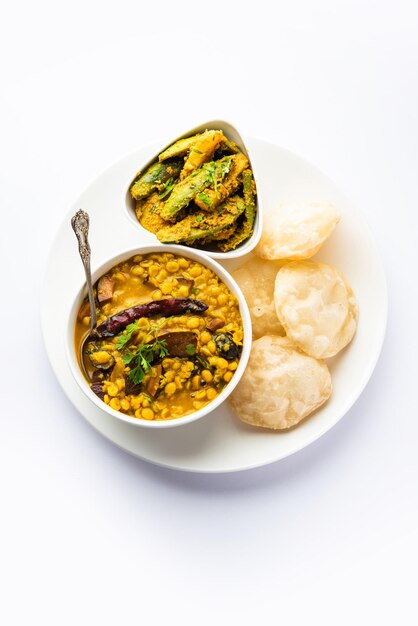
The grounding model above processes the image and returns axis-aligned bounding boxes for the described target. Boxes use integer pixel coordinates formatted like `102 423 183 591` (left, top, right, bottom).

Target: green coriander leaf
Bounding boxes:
220 156 233 178
153 164 164 183
121 348 138 365
202 158 232 194
156 339 169 358
158 177 175 199
139 345 153 371
120 319 172 387
128 362 146 385
185 343 196 356
203 162 216 187
199 192 211 206
116 321 140 350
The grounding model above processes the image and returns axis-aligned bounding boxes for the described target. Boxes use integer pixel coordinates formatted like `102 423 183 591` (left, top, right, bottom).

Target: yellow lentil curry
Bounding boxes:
129 129 257 252
75 252 244 421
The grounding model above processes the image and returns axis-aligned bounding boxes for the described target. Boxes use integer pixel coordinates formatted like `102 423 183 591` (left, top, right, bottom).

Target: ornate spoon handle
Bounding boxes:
71 209 97 332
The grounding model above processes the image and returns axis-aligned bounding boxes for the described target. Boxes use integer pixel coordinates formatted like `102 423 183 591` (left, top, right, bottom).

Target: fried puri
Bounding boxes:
229 335 332 430
274 261 358 359
256 203 339 260
231 257 284 339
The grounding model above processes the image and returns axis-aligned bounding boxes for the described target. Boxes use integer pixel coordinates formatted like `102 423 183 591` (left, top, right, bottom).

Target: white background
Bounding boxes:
1 1 417 624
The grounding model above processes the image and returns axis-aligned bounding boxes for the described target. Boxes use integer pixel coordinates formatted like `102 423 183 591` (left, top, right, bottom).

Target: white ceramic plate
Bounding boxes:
41 137 387 473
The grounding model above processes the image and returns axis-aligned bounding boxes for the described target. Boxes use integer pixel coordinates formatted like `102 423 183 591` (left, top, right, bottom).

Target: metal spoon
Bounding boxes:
71 209 97 378
71 209 97 332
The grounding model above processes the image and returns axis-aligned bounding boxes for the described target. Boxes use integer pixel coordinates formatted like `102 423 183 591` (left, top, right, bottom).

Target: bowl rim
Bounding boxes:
122 119 263 260
65 243 252 429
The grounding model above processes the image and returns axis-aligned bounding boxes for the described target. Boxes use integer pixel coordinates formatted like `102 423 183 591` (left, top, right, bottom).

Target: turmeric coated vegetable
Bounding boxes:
158 135 202 162
180 130 225 179
160 156 234 220
135 193 167 234
219 169 256 252
97 275 115 304
129 129 257 251
157 196 245 244
194 152 249 211
130 160 183 200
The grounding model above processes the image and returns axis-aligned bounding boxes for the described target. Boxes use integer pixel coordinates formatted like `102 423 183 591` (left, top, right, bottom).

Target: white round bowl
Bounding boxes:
66 244 252 429
123 120 263 260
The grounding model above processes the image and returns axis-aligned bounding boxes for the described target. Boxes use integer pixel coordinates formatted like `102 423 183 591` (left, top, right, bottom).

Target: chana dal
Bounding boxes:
75 252 244 421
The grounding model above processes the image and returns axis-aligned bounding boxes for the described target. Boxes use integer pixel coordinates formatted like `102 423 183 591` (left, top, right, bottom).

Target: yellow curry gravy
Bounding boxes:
75 252 243 421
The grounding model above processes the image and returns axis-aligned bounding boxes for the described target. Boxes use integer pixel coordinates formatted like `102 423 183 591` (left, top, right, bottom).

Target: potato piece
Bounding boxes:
180 130 225 179
232 257 284 339
256 203 339 260
274 261 358 358
229 335 332 430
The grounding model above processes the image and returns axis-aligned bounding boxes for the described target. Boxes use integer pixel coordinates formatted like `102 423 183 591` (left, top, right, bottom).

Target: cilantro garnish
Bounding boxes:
117 319 169 385
219 156 233 178
158 177 175 199
116 320 142 351
153 163 164 183
202 156 233 194
199 192 211 206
